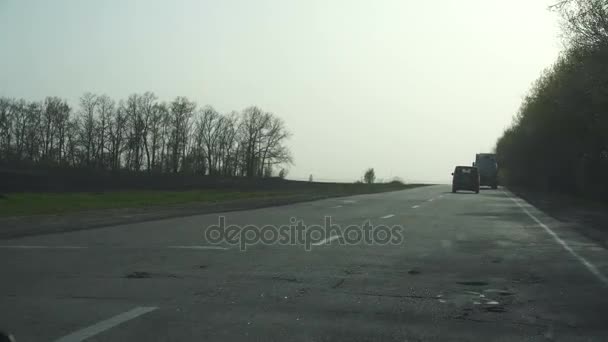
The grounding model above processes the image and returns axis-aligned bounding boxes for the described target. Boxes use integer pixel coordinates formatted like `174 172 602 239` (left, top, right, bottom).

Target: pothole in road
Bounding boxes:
332 278 345 289
296 287 310 297
344 269 361 275
484 306 506 313
442 287 513 314
456 281 488 286
512 274 543 284
124 271 180 279
484 289 514 297
125 271 151 279
408 269 422 275
271 276 301 283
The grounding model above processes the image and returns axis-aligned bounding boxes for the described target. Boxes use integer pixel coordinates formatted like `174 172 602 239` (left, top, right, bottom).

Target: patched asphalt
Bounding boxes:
1 185 608 341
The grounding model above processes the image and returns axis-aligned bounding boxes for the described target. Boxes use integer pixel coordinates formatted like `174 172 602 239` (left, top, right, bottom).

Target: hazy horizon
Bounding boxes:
0 0 563 183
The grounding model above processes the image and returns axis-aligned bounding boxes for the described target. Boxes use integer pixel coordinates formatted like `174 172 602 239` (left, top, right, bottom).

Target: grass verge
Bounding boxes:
0 183 429 217
0 190 287 217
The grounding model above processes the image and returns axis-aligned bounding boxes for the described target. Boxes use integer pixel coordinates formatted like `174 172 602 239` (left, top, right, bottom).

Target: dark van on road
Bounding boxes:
452 166 480 193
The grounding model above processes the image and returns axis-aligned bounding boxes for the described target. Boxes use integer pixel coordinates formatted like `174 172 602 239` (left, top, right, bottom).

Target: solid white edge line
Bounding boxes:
381 214 395 219
168 246 228 250
330 205 343 209
312 235 340 246
54 306 158 342
504 191 608 287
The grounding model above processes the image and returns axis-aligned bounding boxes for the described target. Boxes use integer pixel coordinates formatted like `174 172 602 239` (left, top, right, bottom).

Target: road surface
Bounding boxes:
2 185 608 341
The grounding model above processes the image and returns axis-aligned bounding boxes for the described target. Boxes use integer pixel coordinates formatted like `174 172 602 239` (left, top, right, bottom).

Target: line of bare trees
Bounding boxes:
0 92 292 177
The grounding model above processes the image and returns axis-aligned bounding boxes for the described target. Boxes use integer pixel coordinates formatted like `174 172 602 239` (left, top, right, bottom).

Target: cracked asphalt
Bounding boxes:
2 185 608 341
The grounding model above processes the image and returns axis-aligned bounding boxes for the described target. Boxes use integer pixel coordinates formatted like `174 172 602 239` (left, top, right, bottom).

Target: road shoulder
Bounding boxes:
509 187 608 248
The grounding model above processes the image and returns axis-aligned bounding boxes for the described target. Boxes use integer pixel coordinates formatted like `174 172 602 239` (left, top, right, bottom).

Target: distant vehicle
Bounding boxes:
452 166 480 193
474 153 498 189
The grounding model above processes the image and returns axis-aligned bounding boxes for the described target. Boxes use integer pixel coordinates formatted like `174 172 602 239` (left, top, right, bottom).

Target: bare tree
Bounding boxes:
10 99 30 161
0 94 294 180
147 102 168 172
64 116 80 167
54 100 71 166
364 168 376 184
551 0 608 48
123 94 148 171
24 101 42 162
108 101 128 170
168 97 196 173
41 97 70 163
96 95 114 169
196 106 223 175
223 113 239 176
137 92 158 171
158 103 173 172
79 93 98 167
257 114 292 176
239 107 270 177
0 98 14 161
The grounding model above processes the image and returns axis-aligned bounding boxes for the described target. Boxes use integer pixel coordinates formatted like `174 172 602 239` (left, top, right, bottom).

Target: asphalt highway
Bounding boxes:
2 185 608 341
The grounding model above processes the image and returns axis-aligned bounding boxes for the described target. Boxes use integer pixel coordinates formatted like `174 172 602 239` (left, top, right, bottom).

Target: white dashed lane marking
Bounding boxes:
312 235 340 246
54 306 158 342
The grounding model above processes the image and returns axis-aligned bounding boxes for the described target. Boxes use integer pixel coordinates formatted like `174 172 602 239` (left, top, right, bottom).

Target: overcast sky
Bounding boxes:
0 0 562 183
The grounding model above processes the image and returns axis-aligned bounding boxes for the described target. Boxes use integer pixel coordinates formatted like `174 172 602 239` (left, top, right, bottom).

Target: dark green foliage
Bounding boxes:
496 0 608 199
